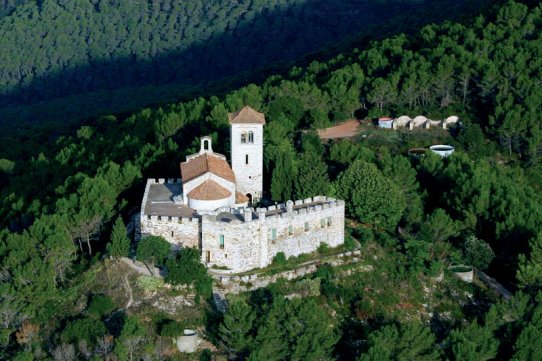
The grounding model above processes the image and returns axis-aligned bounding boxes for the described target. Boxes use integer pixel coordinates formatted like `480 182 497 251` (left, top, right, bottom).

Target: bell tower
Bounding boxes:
228 106 265 203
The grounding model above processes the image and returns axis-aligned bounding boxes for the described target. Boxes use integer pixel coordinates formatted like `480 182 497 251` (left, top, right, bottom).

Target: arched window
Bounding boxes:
240 132 246 143
248 131 254 143
203 139 210 150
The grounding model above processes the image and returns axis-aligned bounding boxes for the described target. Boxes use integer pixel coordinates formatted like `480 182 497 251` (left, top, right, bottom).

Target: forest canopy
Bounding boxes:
1 0 542 360
0 0 490 129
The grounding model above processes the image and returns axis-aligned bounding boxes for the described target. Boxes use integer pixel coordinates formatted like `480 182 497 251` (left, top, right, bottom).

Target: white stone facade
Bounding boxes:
140 178 345 273
230 123 264 202
201 197 345 272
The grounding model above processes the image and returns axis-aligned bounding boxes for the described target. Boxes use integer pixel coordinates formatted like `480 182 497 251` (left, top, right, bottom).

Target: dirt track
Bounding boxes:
317 119 361 140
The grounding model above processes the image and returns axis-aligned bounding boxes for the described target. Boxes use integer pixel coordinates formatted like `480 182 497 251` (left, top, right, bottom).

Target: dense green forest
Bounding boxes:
1 0 542 360
0 0 490 131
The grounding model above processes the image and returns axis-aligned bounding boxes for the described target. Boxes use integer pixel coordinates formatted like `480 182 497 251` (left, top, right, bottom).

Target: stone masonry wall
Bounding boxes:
265 200 345 264
201 215 262 271
201 197 345 273
141 216 200 249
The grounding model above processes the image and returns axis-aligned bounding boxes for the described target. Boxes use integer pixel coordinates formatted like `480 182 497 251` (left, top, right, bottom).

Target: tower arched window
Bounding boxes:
248 131 254 143
240 132 246 143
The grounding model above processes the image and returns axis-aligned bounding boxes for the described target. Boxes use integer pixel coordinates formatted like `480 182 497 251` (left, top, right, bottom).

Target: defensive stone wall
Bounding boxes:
201 196 345 273
141 214 200 249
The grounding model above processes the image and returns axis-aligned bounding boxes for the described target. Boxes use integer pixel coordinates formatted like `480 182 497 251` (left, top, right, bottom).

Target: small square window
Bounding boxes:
241 133 246 143
320 219 326 228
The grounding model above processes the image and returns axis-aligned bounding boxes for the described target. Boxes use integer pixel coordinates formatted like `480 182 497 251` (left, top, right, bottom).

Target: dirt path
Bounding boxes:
317 119 361 140
123 275 134 309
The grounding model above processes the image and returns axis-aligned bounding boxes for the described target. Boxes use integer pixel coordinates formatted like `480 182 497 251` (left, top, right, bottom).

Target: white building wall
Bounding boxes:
200 198 345 273
201 216 262 271
140 216 200 249
230 124 264 201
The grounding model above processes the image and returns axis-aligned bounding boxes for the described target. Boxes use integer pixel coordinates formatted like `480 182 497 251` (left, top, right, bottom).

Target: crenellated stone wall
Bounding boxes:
139 178 346 273
200 197 345 273
141 215 200 249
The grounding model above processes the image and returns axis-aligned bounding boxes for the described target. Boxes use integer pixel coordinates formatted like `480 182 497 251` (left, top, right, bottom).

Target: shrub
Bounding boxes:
318 242 331 255
463 235 494 270
136 235 171 268
160 320 185 337
61 318 107 346
165 248 212 301
344 235 357 250
272 252 287 266
136 275 164 293
87 294 116 319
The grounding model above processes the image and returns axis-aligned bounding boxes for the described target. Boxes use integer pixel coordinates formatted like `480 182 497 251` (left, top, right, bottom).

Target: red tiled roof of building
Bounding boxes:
228 105 266 125
187 180 231 200
180 153 235 183
235 192 249 203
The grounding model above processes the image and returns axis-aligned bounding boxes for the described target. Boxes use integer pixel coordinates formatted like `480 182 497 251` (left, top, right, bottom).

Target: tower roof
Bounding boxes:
180 153 235 183
228 106 266 125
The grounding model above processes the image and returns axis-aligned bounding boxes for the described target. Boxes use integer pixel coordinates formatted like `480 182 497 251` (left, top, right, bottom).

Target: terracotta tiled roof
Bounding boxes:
235 192 249 203
228 106 266 125
181 153 235 183
187 180 232 200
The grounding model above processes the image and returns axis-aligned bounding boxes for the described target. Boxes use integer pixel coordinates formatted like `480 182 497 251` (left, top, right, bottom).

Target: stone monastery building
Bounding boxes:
139 106 345 273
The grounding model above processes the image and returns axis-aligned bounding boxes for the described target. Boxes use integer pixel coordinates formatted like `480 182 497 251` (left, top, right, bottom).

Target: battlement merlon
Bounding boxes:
201 196 345 223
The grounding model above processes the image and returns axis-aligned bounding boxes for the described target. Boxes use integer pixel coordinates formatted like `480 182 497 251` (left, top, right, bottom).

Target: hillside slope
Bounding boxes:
0 0 490 127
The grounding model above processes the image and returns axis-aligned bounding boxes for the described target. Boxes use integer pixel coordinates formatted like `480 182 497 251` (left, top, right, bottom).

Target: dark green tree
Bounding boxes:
107 217 131 259
447 322 498 361
294 152 330 199
359 322 440 361
136 236 171 271
218 300 255 356
335 160 406 229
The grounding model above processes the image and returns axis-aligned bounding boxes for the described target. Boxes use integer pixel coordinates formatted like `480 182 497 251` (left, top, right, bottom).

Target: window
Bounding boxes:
248 131 254 143
304 222 309 232
171 231 174 237
219 235 224 249
320 219 326 228
327 217 332 227
271 228 277 241
245 154 249 165
288 225 293 235
241 133 246 143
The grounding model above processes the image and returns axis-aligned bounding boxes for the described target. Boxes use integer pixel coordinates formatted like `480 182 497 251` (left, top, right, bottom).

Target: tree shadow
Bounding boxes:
0 0 492 131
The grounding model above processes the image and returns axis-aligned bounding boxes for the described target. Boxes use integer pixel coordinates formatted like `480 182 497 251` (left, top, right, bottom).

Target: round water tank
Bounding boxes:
176 329 199 353
429 145 455 157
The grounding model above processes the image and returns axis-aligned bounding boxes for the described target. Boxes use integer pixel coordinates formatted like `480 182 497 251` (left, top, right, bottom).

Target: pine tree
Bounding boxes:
218 300 255 356
107 217 130 258
294 152 329 199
